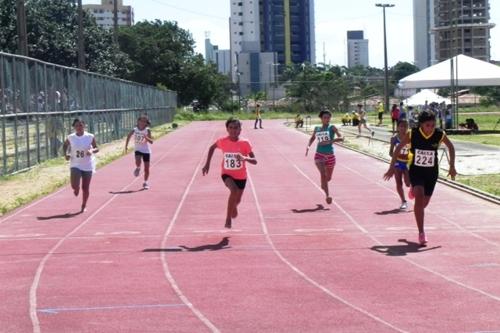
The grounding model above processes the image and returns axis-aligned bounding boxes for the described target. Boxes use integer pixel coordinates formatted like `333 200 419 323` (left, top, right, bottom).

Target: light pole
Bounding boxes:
376 3 394 121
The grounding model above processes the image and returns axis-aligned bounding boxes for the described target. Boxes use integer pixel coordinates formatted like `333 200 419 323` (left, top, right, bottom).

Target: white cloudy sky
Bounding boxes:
83 0 500 68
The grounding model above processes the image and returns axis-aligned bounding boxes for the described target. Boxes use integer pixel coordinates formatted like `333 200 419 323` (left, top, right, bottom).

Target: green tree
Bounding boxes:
390 61 420 84
118 20 230 108
0 0 130 76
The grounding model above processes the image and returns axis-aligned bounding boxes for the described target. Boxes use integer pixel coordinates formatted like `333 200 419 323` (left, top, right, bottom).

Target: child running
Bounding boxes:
62 118 99 212
202 118 257 228
384 111 456 245
306 110 343 204
125 114 153 189
388 119 411 210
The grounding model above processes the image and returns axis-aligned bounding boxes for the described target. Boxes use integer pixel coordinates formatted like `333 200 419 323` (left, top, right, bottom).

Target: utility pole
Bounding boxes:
113 0 119 43
16 0 28 56
375 3 394 120
77 0 85 70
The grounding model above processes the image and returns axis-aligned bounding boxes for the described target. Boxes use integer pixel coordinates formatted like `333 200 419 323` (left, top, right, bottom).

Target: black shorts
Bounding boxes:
409 167 438 196
221 174 247 190
135 151 151 162
378 113 383 120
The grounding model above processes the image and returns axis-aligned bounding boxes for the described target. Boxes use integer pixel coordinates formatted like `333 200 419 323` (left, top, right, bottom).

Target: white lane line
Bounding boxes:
280 149 500 303
247 173 408 333
159 127 220 333
29 138 185 333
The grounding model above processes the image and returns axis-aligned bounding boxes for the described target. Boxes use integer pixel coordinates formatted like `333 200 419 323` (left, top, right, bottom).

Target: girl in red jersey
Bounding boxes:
202 118 257 228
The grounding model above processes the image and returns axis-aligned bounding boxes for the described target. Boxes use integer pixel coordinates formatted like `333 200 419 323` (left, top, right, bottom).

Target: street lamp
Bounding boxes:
376 3 394 123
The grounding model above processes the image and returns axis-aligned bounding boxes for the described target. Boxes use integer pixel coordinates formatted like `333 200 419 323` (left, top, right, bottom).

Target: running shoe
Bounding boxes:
133 167 140 177
143 182 149 190
400 201 408 210
408 187 415 200
418 232 428 246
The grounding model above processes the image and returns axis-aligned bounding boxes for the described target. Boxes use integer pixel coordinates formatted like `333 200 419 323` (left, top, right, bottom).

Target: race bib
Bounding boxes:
316 131 331 143
74 150 86 158
135 133 145 144
224 153 243 170
414 149 435 167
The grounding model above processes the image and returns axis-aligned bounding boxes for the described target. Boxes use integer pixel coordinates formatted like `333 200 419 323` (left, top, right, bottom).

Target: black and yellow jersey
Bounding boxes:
409 127 445 170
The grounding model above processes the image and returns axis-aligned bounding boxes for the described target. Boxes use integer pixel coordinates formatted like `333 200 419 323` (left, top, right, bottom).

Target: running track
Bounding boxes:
1 120 499 333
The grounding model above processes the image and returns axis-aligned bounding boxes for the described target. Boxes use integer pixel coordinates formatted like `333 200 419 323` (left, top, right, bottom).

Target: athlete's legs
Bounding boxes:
224 177 239 228
143 161 150 181
315 161 330 202
394 168 406 203
70 168 81 196
81 173 92 212
413 186 432 233
403 169 411 187
232 188 244 218
135 154 142 168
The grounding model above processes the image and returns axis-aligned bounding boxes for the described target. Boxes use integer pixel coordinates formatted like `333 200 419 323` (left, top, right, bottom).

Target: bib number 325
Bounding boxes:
414 149 435 167
224 153 242 170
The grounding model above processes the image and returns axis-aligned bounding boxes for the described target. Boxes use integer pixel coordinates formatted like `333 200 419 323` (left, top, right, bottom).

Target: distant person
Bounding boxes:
351 111 360 126
125 114 154 190
445 105 453 129
384 111 456 246
399 102 407 120
295 114 304 128
377 101 384 126
63 118 99 212
356 104 374 137
391 104 400 132
341 112 352 126
306 110 344 205
254 104 263 129
202 118 257 229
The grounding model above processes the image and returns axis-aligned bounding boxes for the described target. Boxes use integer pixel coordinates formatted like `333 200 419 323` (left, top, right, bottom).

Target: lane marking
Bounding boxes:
247 173 408 333
29 137 186 333
277 146 500 303
38 303 186 314
159 127 220 333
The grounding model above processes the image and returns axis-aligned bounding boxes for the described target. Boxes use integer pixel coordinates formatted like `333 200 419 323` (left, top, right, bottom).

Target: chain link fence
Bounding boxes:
0 52 177 176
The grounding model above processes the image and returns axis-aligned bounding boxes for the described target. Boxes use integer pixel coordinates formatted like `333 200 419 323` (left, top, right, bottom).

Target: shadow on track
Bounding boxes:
292 204 329 213
37 211 83 220
108 189 145 195
143 237 230 253
370 239 441 256
375 208 413 215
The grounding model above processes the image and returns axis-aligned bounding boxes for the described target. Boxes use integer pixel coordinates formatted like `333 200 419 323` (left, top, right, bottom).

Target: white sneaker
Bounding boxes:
143 182 149 190
133 168 140 177
400 202 408 210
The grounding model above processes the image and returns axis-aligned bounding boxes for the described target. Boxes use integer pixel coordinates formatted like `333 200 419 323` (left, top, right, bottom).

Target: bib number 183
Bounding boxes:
224 153 242 170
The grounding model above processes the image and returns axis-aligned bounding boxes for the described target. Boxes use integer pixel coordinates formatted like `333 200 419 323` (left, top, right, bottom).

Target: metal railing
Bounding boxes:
0 52 177 175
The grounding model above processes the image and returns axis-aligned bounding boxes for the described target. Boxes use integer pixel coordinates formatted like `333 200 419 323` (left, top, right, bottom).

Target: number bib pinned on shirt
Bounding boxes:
135 133 145 144
414 149 435 167
316 131 331 143
224 153 243 170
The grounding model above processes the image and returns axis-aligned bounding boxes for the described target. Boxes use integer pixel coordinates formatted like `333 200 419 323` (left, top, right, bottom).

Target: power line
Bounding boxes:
148 0 227 21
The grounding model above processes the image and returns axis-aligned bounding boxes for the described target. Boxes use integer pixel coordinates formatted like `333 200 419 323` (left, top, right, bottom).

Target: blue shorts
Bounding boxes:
395 161 408 171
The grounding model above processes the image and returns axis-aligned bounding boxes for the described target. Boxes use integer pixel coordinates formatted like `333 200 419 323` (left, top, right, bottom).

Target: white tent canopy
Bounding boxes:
403 89 451 106
399 54 500 89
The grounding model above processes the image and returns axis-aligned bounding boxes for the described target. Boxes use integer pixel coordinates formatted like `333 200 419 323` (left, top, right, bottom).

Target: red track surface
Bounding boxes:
1 120 499 333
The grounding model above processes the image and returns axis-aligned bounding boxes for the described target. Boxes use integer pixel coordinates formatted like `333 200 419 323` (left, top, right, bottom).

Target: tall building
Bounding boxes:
229 0 315 96
260 0 316 65
433 0 495 63
414 0 495 68
413 0 436 69
347 30 369 68
83 0 134 30
205 36 231 75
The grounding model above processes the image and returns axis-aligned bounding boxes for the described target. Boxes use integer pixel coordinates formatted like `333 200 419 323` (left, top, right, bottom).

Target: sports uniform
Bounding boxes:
314 125 336 169
216 136 253 189
67 131 96 179
393 135 410 170
133 127 151 162
409 127 445 196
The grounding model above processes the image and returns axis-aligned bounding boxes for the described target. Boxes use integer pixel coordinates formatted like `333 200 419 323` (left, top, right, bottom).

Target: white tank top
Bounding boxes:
133 127 151 154
67 132 96 172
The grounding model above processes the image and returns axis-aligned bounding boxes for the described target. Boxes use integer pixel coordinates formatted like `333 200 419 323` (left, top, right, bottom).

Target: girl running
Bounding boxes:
306 110 343 204
63 118 98 212
125 114 153 189
384 111 456 245
388 119 411 210
202 118 257 229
